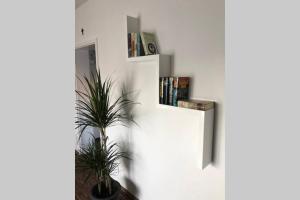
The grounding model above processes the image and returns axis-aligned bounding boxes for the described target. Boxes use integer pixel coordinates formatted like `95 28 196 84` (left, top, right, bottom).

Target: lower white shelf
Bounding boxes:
157 103 214 169
157 103 207 113
127 55 160 62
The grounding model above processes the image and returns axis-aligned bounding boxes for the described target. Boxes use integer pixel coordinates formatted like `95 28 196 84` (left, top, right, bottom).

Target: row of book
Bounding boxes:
159 77 190 106
128 32 158 57
159 77 214 111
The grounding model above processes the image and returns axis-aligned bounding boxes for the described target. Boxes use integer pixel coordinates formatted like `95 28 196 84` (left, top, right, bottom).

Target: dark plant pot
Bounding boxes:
90 180 121 200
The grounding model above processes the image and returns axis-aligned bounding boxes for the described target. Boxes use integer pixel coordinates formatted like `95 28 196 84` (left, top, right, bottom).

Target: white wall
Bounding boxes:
76 0 224 199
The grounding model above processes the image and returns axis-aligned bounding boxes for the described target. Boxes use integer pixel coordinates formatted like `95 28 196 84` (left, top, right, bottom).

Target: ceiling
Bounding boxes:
75 0 88 9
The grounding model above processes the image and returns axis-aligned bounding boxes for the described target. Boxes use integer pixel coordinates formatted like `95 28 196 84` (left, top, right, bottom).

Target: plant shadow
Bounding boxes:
118 137 140 197
117 76 140 197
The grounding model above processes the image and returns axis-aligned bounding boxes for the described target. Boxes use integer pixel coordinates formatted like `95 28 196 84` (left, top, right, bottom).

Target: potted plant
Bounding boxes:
76 138 127 200
75 71 136 200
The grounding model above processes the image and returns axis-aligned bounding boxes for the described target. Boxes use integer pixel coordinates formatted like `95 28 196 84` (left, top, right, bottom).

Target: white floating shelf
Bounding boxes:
125 15 214 169
127 54 161 62
157 103 205 113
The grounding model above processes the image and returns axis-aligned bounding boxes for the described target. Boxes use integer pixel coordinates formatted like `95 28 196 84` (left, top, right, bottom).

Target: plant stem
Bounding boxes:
99 127 107 151
96 172 101 195
108 176 112 195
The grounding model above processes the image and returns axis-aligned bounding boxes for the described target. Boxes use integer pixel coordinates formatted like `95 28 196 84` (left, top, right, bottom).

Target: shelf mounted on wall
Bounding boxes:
125 15 214 170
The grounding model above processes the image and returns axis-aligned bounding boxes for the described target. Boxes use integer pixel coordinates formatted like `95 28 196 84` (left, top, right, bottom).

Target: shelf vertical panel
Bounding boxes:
199 109 214 169
126 16 139 60
157 55 171 105
158 55 171 77
126 16 139 33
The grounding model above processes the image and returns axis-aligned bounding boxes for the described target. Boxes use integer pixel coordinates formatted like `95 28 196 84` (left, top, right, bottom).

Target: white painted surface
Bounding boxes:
128 53 214 169
76 0 224 199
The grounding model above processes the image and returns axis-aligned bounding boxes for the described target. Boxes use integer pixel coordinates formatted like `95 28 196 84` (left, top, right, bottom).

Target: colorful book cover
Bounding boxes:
177 100 214 111
159 77 164 104
177 77 189 100
140 32 159 55
163 77 169 105
173 77 190 106
128 33 131 57
168 77 174 105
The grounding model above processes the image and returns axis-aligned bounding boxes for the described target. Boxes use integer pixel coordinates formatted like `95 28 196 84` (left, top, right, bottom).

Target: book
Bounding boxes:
177 100 214 111
163 77 169 105
173 77 190 106
137 33 141 56
131 33 135 57
172 78 177 106
128 33 131 57
140 32 159 55
134 32 137 57
168 77 174 105
159 77 164 104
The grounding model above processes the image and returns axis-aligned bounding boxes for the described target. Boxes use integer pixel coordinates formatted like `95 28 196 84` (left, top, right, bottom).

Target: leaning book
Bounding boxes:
140 32 159 55
177 100 214 111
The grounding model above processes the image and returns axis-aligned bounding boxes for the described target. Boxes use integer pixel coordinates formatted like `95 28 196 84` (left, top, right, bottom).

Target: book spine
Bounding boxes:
128 33 131 57
168 77 173 105
159 77 163 104
131 33 134 57
172 77 178 106
163 77 169 105
134 33 137 57
140 32 149 55
137 33 140 56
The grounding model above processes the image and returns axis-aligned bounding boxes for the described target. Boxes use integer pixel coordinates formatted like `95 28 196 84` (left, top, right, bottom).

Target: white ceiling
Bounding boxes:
75 0 88 9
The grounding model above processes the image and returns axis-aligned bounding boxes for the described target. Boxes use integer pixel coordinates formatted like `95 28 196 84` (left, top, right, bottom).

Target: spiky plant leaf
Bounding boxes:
75 139 128 196
75 71 137 140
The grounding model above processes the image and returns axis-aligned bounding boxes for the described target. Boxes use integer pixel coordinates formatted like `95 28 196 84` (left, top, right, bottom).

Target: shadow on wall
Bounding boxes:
117 76 141 197
124 177 140 197
211 101 220 166
119 81 141 127
118 135 140 197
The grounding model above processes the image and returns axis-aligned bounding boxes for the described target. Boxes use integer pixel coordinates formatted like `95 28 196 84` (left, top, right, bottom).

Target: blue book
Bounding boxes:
173 78 178 106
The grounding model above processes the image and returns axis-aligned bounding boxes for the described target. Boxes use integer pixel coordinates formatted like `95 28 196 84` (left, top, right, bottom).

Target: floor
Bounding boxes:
75 162 137 200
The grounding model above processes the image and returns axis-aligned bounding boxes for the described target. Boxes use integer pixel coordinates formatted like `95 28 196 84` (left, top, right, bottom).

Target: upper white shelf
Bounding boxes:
127 54 160 62
157 103 208 113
